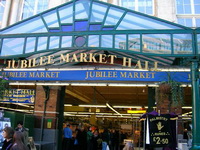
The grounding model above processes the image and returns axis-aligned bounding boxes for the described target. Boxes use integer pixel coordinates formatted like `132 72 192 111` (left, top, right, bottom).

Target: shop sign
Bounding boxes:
5 53 158 71
2 89 35 104
147 114 172 147
2 70 191 82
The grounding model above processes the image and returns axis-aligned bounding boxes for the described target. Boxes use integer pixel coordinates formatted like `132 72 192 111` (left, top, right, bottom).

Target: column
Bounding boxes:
191 60 200 149
34 85 61 117
10 0 23 25
34 85 65 150
1 0 12 28
147 87 155 112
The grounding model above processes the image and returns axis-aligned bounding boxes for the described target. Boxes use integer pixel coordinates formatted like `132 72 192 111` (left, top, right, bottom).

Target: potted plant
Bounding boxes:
156 80 184 114
0 74 9 100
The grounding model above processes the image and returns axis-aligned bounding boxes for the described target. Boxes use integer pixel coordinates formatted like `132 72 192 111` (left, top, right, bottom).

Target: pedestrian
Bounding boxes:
77 125 87 150
63 123 72 150
87 126 93 150
92 129 100 150
15 121 29 147
1 127 14 150
10 131 29 150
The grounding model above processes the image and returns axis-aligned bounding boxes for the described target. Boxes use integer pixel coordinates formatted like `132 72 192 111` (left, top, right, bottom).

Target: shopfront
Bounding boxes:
0 0 200 149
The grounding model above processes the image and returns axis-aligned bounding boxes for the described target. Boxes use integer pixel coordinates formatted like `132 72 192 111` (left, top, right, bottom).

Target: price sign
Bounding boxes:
148 114 172 147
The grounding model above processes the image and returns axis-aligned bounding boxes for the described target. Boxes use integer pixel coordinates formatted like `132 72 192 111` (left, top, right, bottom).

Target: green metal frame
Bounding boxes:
0 0 198 61
0 0 200 149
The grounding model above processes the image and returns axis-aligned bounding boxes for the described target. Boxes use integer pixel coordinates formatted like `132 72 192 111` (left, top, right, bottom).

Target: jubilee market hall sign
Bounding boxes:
2 52 191 82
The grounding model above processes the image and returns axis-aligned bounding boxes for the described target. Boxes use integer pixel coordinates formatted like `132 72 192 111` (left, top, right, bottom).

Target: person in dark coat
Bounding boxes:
2 127 14 150
15 121 29 147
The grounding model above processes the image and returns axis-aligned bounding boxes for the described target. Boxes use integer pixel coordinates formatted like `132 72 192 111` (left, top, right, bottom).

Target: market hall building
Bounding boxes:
0 0 200 149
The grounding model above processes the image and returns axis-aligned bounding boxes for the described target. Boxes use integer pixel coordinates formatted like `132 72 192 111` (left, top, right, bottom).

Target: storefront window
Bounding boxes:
120 0 153 15
176 0 200 27
22 0 48 20
0 0 6 28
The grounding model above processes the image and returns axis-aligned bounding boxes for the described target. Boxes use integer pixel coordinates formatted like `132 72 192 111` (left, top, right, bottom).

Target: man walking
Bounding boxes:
63 123 72 150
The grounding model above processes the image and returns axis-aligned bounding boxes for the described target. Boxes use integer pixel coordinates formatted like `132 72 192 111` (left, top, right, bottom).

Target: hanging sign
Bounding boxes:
147 114 172 147
2 89 35 104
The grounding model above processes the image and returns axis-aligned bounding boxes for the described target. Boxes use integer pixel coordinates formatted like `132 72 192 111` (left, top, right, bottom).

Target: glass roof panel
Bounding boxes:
61 36 72 48
42 10 59 28
128 34 140 52
37 37 48 51
25 37 36 53
88 35 99 47
115 34 126 49
1 38 24 56
58 3 73 24
90 2 108 22
142 34 171 54
173 34 193 54
49 36 60 49
75 0 90 20
89 24 101 31
104 7 125 26
1 16 47 34
0 0 193 58
117 12 182 30
101 35 113 48
75 21 88 31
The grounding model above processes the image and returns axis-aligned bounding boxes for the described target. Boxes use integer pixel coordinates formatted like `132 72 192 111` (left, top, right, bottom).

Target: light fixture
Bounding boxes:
182 106 192 109
113 106 142 109
79 104 106 108
64 112 142 116
71 83 107 86
9 82 35 85
36 82 70 86
64 104 72 106
108 84 146 87
148 84 159 87
96 115 139 119
182 117 192 120
158 68 190 72
0 107 33 113
127 110 146 114
106 103 122 117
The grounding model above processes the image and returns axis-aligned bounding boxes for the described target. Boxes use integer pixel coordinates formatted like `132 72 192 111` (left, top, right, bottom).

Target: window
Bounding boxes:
176 0 200 27
0 0 6 28
22 0 48 20
120 0 153 15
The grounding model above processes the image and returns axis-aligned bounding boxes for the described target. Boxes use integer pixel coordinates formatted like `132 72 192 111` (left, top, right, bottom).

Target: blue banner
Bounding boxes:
3 70 191 82
2 89 35 104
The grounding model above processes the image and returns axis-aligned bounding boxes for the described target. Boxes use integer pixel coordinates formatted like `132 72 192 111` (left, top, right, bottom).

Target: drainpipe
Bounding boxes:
39 86 50 150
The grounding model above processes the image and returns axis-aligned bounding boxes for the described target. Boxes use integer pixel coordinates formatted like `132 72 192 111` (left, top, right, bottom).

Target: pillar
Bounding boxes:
147 87 155 112
191 60 200 149
34 85 61 117
34 85 65 150
1 0 11 28
89 107 96 125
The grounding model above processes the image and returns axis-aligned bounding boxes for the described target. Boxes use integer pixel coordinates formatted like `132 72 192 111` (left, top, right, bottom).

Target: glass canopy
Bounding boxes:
0 0 198 66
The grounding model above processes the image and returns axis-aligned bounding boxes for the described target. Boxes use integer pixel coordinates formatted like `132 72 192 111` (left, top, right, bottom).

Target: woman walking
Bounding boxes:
10 131 29 150
2 127 14 150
